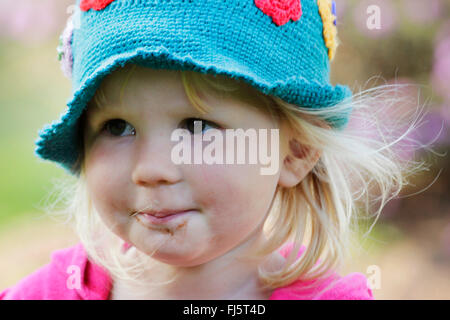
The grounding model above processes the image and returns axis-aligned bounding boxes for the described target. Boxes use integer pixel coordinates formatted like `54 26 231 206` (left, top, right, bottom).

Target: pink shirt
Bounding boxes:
0 242 373 300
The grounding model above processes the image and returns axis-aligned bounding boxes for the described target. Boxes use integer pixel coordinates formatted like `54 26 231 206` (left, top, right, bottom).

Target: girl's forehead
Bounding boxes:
88 66 187 115
101 65 258 100
89 64 276 123
99 66 183 103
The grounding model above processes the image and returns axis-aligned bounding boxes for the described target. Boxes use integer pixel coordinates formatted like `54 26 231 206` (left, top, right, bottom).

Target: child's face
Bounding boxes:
82 66 288 266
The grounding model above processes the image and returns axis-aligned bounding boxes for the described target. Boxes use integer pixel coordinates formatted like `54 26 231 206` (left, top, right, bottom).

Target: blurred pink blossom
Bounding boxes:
417 106 449 148
352 0 397 38
334 0 350 21
0 0 60 44
432 24 450 103
440 102 450 124
401 0 443 24
346 78 428 162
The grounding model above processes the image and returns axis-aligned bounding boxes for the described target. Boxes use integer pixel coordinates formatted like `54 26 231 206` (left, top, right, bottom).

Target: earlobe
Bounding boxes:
278 139 321 188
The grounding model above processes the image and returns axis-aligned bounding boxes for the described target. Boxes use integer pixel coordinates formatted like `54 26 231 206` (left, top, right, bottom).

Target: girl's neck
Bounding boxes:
110 273 271 300
109 249 286 300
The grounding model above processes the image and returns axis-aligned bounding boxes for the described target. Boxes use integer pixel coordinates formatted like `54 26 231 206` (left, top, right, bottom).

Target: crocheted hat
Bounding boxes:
36 0 352 175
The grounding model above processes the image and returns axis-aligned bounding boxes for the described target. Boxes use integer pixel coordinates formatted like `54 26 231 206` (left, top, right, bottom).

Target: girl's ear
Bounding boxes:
278 138 321 188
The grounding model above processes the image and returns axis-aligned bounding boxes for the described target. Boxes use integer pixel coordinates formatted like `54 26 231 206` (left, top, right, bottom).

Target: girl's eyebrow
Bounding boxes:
89 85 121 112
90 103 116 113
85 102 124 128
88 97 125 116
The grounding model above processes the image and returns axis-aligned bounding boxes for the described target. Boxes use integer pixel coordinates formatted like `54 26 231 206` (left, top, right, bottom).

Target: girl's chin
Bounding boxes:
139 247 203 267
129 236 212 267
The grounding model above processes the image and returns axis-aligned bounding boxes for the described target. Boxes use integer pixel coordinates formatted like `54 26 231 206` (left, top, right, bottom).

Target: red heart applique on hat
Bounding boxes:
254 0 302 26
80 0 117 11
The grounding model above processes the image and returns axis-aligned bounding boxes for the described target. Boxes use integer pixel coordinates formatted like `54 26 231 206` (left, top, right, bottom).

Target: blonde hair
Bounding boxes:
45 64 432 294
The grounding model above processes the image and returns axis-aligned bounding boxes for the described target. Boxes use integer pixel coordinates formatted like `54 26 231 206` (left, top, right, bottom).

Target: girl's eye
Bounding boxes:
102 119 136 137
182 118 221 134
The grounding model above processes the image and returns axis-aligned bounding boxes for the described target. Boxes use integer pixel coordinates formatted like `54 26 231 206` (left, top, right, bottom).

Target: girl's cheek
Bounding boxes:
85 142 130 196
86 138 131 171
85 137 109 167
193 165 226 205
191 164 247 213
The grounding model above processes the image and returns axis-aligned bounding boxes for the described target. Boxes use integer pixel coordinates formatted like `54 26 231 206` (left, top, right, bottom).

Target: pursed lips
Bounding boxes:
129 209 195 218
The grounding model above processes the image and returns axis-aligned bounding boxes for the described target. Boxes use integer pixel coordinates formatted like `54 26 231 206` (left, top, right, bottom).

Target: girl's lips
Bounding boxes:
136 210 194 225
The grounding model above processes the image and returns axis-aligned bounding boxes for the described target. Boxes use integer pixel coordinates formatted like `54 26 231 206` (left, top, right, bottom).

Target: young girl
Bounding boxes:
1 0 424 300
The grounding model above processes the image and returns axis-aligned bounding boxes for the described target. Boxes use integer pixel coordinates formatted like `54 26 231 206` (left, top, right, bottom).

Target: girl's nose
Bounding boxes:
131 136 183 187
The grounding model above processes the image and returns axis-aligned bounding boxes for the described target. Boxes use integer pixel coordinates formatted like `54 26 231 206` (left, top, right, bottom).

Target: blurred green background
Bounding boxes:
0 0 449 299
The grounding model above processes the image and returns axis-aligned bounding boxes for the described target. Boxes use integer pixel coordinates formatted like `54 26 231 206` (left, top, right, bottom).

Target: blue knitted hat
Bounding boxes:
36 0 352 175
